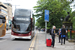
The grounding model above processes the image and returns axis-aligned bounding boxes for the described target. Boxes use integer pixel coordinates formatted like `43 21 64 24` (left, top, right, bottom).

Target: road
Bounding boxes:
0 30 34 50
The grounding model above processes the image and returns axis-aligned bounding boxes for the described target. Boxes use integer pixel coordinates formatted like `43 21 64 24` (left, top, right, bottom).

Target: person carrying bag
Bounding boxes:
51 26 57 48
60 25 67 45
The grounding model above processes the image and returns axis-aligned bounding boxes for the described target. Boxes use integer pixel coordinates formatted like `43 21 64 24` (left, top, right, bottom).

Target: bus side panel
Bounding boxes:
0 23 6 37
0 16 6 37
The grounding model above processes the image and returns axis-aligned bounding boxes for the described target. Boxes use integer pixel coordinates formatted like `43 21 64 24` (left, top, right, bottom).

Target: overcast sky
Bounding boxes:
0 0 38 16
0 0 38 23
70 0 75 11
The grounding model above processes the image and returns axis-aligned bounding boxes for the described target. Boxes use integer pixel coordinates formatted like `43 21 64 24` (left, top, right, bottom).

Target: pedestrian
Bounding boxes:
60 25 67 45
58 29 61 43
51 26 57 48
38 28 40 32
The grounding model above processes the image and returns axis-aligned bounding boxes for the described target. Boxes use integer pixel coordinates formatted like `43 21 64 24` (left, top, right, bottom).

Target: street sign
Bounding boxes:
44 10 49 43
45 10 49 22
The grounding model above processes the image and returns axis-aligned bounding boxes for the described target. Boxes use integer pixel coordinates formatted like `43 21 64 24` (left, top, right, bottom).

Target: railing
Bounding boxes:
68 30 75 40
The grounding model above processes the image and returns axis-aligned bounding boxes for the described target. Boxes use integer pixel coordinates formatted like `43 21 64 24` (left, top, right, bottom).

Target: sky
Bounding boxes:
70 0 75 11
0 0 38 16
0 0 38 23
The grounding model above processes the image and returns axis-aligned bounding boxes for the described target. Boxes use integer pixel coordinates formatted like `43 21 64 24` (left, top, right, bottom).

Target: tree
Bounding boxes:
73 17 75 30
70 11 75 30
34 0 73 29
35 17 45 28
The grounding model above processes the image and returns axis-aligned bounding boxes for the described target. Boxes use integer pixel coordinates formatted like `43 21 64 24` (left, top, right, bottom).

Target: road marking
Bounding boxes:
29 33 37 50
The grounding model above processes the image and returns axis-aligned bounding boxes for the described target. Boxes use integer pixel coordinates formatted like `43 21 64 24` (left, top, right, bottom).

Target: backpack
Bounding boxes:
61 28 66 35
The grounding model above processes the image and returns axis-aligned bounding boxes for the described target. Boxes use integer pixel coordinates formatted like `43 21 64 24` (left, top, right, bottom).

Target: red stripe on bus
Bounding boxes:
11 31 32 36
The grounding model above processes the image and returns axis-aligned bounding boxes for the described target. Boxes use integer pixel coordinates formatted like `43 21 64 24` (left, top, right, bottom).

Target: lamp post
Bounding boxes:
60 17 63 21
60 17 63 26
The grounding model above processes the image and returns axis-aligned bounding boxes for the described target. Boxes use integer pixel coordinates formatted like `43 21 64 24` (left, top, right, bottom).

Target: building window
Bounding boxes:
0 9 7 14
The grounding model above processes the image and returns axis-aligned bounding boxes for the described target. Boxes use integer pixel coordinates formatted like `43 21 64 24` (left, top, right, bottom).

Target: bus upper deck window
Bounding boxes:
0 19 2 23
2 19 6 23
2 17 6 23
0 16 6 23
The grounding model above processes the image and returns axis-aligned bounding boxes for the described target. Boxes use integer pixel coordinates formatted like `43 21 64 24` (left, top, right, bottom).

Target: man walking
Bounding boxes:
58 29 61 43
51 26 57 48
60 25 67 45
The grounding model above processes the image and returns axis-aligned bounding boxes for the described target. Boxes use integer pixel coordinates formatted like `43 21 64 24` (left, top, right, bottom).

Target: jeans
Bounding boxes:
52 36 55 47
61 37 65 45
59 35 61 42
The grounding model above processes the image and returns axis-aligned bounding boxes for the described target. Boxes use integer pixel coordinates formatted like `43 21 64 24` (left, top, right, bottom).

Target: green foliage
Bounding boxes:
68 32 70 39
70 11 75 30
68 32 75 39
34 0 73 29
73 17 75 30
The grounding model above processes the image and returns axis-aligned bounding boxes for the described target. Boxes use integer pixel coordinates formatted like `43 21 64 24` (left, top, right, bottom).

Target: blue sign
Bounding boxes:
45 10 49 22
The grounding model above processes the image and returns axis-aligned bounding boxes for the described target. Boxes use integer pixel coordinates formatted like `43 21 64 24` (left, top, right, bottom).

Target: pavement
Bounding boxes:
35 31 75 50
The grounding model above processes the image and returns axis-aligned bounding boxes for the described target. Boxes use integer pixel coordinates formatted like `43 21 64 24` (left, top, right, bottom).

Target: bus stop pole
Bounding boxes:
45 21 47 43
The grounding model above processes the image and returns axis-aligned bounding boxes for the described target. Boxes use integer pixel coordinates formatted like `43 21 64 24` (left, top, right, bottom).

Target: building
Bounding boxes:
4 3 12 21
0 2 8 23
0 2 12 24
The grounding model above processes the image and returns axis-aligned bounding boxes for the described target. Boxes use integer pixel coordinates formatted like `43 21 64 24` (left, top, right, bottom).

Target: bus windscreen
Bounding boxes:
14 9 31 17
12 9 31 34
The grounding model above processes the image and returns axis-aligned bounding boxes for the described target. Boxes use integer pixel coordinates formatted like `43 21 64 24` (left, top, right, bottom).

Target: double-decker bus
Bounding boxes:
0 15 6 37
11 9 35 39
